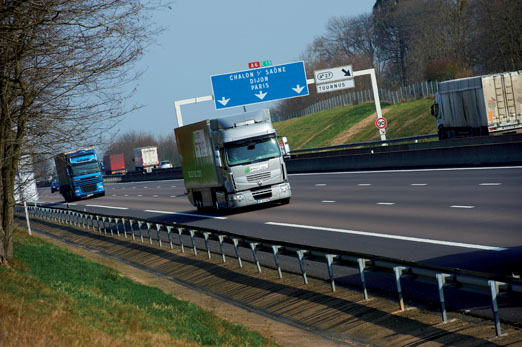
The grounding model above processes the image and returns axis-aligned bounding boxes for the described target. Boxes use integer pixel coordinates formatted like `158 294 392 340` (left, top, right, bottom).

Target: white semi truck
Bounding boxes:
431 71 522 139
133 146 159 173
174 109 291 210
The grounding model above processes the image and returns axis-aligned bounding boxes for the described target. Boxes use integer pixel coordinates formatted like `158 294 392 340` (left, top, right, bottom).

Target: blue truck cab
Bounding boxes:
54 147 105 202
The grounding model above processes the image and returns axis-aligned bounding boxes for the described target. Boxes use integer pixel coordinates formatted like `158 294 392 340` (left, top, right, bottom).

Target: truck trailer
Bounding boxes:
103 153 126 175
174 109 291 210
431 71 522 139
133 146 159 173
54 147 105 202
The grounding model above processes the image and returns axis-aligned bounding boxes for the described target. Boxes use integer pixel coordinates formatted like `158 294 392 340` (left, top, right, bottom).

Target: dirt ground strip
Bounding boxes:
16 218 522 347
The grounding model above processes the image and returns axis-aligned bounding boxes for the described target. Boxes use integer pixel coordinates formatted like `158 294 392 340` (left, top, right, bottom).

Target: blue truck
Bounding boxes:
54 147 105 202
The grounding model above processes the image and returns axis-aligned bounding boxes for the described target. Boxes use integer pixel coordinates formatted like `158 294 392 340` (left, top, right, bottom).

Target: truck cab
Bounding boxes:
55 148 105 202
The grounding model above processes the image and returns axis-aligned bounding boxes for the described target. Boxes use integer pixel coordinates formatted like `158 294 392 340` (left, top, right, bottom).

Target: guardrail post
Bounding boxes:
109 217 115 235
146 223 153 244
272 246 282 279
489 280 503 337
114 218 121 236
436 273 451 323
326 254 337 292
202 232 211 259
296 250 308 284
249 242 261 273
189 229 197 256
232 238 242 268
101 217 108 235
137 221 144 242
177 227 185 253
217 235 226 263
122 218 128 238
155 224 162 247
129 220 136 240
358 258 369 301
394 266 407 311
166 226 173 249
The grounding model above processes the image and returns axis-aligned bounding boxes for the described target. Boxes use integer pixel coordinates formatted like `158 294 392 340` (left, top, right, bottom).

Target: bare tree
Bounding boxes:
0 0 166 267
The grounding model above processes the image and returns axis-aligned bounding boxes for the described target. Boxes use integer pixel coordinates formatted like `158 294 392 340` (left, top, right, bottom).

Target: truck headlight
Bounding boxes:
230 193 244 201
279 183 290 193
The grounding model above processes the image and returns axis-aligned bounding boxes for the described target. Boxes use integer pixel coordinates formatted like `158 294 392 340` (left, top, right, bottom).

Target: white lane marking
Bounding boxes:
124 194 128 197
144 186 148 189
137 195 143 197
315 184 327 186
290 166 522 176
451 205 475 209
265 222 507 251
170 195 177 198
153 195 158 197
479 183 502 186
411 184 427 186
358 184 372 186
85 204 128 210
111 194 116 197
322 200 336 203
377 202 395 205
171 186 177 188
144 210 227 220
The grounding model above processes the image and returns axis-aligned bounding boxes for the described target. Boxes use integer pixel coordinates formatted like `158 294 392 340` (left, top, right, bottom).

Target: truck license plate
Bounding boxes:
256 198 269 204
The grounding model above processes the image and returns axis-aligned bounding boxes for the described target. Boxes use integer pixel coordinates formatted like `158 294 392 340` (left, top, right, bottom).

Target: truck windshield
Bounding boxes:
225 136 280 166
70 162 100 176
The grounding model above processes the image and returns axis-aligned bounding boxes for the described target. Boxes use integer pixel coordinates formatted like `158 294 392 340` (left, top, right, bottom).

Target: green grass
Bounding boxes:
274 98 437 149
0 231 274 346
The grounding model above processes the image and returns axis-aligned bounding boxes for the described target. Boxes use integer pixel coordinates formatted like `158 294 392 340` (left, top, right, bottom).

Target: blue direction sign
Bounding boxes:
210 61 309 110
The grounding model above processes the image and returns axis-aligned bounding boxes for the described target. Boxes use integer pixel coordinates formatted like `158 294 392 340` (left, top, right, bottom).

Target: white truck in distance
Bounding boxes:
133 146 159 173
174 109 291 210
431 71 522 139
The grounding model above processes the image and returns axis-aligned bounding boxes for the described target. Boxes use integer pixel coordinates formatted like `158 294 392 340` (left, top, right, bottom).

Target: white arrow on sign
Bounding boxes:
255 91 267 100
217 97 230 106
292 85 305 94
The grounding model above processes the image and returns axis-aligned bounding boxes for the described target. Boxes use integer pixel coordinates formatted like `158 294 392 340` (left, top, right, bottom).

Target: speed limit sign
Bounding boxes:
375 117 387 129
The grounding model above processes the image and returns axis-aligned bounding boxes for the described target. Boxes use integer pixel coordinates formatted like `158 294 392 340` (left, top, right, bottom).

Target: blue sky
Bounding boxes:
117 0 376 137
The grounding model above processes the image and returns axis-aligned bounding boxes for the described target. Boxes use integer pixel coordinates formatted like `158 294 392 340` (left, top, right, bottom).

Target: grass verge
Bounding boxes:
0 230 274 347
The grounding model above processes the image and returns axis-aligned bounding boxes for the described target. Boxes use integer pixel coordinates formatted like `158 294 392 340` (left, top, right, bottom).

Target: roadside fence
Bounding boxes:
15 203 521 337
272 80 438 122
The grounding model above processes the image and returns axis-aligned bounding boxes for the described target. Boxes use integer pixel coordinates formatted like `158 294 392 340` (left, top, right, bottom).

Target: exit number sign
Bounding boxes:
248 60 272 69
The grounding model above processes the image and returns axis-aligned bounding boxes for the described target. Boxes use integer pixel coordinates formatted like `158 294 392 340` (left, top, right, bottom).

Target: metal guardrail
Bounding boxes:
289 134 439 155
16 204 521 336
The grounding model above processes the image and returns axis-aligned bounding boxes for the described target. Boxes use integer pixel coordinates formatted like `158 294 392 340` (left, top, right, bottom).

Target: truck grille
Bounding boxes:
81 184 98 193
252 187 272 200
247 172 271 183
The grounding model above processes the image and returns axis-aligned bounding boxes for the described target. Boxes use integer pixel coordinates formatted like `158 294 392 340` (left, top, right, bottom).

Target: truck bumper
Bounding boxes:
226 182 291 208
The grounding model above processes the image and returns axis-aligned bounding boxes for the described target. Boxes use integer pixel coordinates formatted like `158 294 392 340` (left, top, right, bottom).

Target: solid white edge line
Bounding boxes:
85 204 128 210
265 222 507 251
289 166 522 176
144 209 227 220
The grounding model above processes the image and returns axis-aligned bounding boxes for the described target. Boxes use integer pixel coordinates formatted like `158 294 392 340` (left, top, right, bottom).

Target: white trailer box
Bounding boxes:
432 71 522 139
133 146 159 173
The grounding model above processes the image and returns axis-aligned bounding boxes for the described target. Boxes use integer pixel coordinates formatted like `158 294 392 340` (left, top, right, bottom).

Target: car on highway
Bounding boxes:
158 160 173 169
50 179 59 193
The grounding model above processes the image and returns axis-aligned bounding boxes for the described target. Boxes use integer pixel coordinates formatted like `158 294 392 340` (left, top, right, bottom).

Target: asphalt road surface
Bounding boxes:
38 166 522 278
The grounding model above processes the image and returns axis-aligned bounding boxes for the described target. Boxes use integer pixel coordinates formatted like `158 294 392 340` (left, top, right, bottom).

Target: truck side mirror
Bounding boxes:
430 104 439 117
281 137 290 155
100 162 104 170
215 150 223 167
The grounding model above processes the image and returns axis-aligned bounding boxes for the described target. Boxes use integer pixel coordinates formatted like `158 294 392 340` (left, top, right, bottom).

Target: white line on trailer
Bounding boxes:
144 209 227 220
85 204 128 210
451 205 475 209
265 222 507 251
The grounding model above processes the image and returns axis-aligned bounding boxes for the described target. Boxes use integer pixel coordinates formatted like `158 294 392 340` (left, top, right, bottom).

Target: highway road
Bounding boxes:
37 166 522 277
